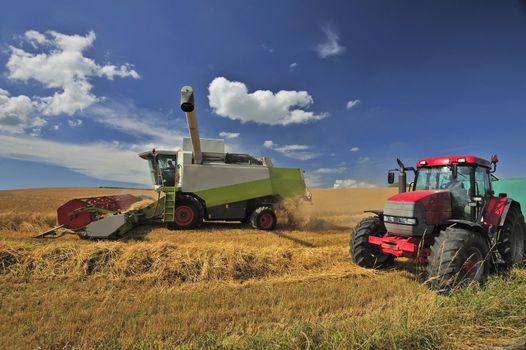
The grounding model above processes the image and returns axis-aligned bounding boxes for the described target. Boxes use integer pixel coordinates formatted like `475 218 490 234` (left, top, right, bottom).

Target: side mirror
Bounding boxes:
388 171 395 184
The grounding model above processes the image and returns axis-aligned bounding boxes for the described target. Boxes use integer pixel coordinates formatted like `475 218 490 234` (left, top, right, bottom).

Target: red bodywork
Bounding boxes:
416 155 491 168
388 190 451 225
57 194 139 230
368 234 432 262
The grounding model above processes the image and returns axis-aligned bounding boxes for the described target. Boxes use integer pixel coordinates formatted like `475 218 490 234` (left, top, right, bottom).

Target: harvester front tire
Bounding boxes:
250 206 277 230
170 195 204 230
497 206 525 268
350 217 394 268
426 227 489 292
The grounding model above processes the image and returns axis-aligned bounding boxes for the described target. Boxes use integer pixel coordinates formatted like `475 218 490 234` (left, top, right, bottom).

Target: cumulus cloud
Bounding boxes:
350 147 359 152
0 88 45 133
0 134 151 184
67 119 83 128
219 131 240 139
0 30 139 134
333 179 376 189
289 62 298 71
263 140 320 160
346 99 360 109
315 26 346 58
208 77 327 126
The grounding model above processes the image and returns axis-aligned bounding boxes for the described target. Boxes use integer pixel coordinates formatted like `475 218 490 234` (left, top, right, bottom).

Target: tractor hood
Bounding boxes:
383 190 452 236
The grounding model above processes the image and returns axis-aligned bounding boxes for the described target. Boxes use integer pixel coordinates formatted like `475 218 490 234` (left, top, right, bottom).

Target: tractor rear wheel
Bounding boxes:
497 206 525 268
350 217 394 268
170 195 204 229
250 206 277 230
427 227 489 292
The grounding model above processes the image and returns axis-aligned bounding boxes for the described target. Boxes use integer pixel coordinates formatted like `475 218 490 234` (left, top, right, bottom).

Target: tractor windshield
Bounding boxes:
415 165 471 219
415 166 467 191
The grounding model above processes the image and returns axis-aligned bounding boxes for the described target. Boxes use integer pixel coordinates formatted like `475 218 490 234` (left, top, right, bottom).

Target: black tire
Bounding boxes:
169 195 204 229
350 217 395 268
427 227 490 292
497 206 525 268
250 206 277 230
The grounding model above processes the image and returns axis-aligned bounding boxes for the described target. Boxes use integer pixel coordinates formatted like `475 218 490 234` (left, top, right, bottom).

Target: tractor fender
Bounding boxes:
498 199 521 227
364 210 383 219
448 220 488 237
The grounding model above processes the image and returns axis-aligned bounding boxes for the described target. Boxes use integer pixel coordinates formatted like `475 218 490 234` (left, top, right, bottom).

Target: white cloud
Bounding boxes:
358 157 370 164
315 26 346 58
313 167 346 174
0 134 150 184
67 119 83 128
208 77 327 126
346 99 360 109
219 131 240 139
0 30 139 134
333 179 376 189
289 62 298 70
263 140 320 160
350 147 359 152
51 124 60 131
0 88 45 133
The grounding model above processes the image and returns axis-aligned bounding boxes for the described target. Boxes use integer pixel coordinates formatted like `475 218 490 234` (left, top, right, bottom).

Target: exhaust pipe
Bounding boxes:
180 86 202 164
396 158 407 193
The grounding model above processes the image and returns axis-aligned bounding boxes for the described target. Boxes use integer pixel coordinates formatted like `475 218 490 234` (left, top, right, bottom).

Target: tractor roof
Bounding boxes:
416 155 491 168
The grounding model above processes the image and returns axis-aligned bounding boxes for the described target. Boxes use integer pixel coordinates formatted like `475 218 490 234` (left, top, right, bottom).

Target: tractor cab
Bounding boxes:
388 156 498 221
139 150 178 187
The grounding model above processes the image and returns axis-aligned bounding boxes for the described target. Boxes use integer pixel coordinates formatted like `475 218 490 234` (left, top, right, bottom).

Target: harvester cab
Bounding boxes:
45 85 309 239
351 155 526 291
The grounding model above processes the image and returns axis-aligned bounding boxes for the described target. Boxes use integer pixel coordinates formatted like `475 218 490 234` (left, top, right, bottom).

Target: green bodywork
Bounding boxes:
493 178 526 210
159 167 306 222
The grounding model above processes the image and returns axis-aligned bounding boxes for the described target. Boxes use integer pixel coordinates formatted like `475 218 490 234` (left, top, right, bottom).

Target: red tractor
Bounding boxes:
350 155 526 291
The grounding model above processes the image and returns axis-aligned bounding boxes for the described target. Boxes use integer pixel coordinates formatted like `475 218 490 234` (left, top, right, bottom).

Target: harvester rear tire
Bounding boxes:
250 206 277 230
426 227 489 292
350 217 394 268
170 195 204 230
497 206 525 268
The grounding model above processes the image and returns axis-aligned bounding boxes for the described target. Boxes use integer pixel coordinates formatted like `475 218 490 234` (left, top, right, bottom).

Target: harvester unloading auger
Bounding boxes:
40 86 310 239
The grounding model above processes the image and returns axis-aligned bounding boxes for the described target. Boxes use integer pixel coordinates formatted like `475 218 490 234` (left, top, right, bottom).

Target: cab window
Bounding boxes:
474 166 491 196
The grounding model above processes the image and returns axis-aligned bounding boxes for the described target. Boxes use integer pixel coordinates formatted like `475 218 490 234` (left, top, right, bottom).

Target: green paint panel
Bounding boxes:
196 178 274 207
269 167 306 199
493 178 526 210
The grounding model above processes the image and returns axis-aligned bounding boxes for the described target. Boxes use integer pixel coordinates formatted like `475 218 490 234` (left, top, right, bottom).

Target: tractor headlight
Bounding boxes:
384 215 417 226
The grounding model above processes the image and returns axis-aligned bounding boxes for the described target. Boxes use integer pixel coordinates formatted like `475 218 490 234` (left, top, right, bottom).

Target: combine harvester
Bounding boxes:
43 86 309 239
350 155 526 291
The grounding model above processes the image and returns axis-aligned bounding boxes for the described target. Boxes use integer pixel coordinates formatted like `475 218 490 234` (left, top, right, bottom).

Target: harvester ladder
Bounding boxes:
163 189 176 222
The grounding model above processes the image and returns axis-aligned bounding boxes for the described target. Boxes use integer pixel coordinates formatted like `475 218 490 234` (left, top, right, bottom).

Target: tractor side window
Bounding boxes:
474 167 491 196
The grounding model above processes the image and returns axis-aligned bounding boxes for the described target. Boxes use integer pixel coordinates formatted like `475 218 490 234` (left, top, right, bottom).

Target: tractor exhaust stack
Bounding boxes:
180 86 203 164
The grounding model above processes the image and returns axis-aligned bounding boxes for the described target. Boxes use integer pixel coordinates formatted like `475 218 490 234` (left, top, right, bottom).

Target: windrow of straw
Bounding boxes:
0 212 56 232
0 241 356 283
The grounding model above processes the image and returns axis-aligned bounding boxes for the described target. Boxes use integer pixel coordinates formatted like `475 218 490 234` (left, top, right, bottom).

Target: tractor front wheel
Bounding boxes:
427 227 489 292
170 195 204 229
350 217 394 268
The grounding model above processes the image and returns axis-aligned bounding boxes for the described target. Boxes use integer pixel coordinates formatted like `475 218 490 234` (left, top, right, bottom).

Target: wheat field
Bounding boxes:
1 187 525 349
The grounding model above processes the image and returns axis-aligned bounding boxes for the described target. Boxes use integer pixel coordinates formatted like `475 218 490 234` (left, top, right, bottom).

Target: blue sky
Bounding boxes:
1 1 526 189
